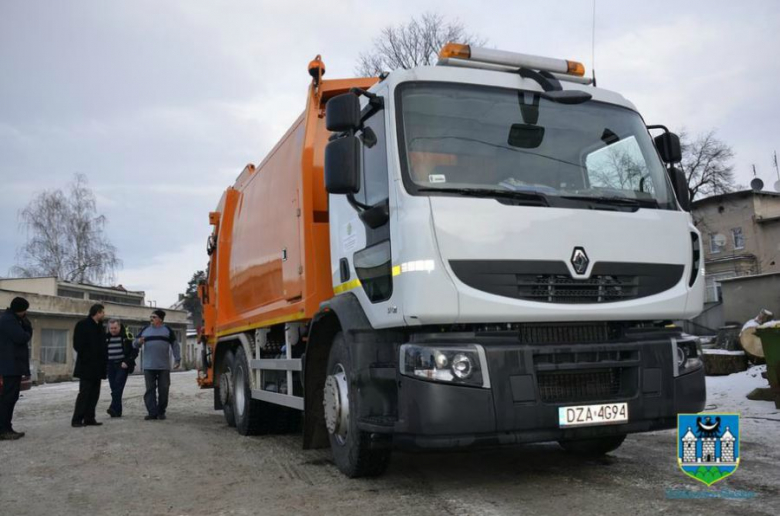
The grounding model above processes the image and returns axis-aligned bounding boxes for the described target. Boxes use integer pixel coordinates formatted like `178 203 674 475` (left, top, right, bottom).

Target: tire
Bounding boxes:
558 434 627 456
325 332 391 478
218 350 236 427
233 346 273 435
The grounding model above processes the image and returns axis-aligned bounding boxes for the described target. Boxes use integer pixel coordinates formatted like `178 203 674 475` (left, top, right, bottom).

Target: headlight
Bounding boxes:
673 338 702 376
400 344 490 388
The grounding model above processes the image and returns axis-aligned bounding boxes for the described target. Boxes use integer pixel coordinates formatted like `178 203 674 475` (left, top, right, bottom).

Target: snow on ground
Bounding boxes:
702 349 750 355
703 365 779 449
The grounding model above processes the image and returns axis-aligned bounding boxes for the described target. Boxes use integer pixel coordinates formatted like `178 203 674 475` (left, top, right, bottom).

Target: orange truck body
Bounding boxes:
198 65 377 387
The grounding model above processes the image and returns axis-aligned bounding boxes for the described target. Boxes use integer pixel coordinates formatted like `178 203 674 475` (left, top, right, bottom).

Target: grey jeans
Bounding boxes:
143 369 170 417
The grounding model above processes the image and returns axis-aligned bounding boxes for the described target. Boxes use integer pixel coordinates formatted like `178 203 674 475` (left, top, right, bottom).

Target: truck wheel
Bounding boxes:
324 332 391 478
558 435 627 456
233 346 272 435
218 350 236 427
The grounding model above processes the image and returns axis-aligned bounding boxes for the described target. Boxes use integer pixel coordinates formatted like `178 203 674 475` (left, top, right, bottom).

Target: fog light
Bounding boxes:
399 344 490 388
434 351 449 369
676 346 686 369
451 353 473 379
674 338 703 376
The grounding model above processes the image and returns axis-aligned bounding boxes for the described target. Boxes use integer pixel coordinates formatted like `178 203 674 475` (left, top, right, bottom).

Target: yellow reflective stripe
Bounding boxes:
335 262 426 294
215 311 307 338
333 278 362 295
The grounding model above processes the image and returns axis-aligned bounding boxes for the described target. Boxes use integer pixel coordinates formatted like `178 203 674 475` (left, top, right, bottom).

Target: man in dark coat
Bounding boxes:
0 297 33 440
71 303 107 427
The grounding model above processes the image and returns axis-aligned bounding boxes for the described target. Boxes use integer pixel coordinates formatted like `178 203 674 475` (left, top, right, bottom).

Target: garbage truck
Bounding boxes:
198 44 706 477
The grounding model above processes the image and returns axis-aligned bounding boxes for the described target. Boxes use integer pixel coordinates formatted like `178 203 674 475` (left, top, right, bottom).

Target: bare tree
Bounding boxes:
680 130 736 200
588 141 652 193
356 12 487 76
12 174 121 284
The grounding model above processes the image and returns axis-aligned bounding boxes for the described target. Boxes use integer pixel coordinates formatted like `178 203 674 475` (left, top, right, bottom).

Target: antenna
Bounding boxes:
773 151 780 192
591 0 597 87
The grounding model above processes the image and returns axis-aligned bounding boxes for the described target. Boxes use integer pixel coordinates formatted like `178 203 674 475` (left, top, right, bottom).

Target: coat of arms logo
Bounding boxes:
677 413 740 486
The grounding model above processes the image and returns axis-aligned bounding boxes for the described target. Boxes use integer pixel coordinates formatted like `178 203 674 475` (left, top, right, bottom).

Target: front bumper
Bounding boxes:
382 336 705 449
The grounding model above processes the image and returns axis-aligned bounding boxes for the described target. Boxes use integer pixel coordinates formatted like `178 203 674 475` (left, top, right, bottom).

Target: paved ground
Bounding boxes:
1 371 778 515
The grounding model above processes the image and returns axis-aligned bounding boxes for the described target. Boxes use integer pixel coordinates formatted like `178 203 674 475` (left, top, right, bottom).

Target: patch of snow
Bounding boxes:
702 349 746 355
704 365 778 448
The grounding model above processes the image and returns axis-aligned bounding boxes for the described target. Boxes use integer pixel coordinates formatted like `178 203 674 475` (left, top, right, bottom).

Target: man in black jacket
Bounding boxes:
71 304 107 427
0 297 33 441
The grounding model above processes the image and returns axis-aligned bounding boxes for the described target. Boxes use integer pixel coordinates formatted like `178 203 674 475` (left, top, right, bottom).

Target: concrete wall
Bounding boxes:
720 273 780 325
1 288 190 383
0 277 57 296
679 302 724 335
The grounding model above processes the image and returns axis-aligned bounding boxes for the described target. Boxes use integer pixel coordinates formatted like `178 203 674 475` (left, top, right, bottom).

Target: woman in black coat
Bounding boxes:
71 304 107 427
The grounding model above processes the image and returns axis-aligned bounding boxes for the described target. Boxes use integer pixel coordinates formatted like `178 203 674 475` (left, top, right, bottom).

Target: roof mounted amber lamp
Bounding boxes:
439 43 471 60
308 55 326 85
438 43 586 78
566 60 586 77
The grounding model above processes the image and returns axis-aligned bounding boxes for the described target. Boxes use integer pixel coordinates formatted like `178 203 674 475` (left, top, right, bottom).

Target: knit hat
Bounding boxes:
152 309 166 321
10 297 30 313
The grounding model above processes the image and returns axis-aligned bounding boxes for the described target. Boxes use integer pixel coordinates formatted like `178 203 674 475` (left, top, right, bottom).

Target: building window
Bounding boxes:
57 288 85 299
41 329 68 364
705 272 736 303
709 233 725 254
732 227 744 250
88 292 143 306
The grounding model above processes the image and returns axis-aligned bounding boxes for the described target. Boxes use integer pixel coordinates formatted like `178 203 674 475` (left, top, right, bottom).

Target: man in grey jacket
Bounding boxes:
134 310 180 420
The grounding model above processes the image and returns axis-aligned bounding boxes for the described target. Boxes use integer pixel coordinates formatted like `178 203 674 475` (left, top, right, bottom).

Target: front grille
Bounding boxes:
519 323 611 344
519 274 638 303
534 349 638 366
449 260 684 304
537 369 622 403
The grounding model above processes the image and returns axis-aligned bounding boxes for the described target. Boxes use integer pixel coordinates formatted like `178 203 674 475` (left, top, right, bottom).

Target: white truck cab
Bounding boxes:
318 44 705 477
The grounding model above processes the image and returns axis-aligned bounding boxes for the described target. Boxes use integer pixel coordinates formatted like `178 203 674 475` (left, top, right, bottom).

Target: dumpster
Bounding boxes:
755 326 780 408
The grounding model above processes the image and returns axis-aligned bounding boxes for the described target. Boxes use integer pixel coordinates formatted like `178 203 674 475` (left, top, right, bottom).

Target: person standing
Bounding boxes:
0 297 33 441
106 319 137 418
134 309 180 420
72 304 107 427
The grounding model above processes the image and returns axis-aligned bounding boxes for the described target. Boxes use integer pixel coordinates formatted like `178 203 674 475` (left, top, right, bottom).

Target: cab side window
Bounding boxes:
359 110 389 206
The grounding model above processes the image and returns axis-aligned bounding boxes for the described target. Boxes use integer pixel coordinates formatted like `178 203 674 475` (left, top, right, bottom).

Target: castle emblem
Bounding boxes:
677 414 740 486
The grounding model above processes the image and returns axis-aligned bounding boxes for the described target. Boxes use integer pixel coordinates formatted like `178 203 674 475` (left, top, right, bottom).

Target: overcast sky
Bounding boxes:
2 0 779 307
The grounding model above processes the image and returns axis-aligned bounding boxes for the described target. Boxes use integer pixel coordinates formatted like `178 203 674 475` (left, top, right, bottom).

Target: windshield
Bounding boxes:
396 82 677 210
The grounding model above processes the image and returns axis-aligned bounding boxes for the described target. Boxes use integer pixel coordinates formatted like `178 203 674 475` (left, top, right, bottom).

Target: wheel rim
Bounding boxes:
323 364 349 445
219 369 232 407
234 365 246 418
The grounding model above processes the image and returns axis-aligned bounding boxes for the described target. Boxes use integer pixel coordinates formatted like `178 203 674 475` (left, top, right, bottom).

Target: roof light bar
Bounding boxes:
440 57 593 85
438 43 586 78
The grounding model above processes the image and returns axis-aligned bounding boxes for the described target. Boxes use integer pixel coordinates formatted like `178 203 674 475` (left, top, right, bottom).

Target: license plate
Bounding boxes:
558 402 628 427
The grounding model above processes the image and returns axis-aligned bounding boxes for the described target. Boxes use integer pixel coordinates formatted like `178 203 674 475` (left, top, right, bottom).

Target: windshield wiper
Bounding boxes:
560 195 658 208
418 187 549 206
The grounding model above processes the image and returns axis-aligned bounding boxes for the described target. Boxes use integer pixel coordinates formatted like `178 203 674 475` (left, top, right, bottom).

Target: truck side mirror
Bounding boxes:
654 132 682 164
326 93 361 132
669 166 691 211
325 136 361 194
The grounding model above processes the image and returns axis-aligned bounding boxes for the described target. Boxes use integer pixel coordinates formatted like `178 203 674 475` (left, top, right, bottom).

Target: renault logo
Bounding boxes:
571 247 589 275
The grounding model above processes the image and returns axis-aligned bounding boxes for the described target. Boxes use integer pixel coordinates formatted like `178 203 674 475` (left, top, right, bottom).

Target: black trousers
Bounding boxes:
0 375 21 433
144 370 170 417
72 378 101 424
